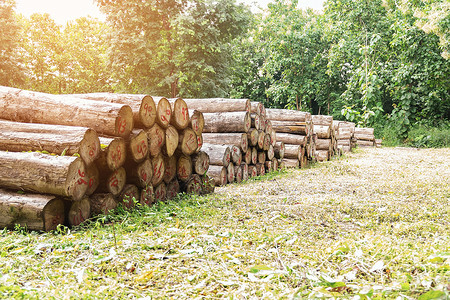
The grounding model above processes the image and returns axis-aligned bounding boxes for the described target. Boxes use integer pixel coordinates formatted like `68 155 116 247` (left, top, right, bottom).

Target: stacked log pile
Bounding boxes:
0 87 213 231
311 115 337 161
265 108 313 168
333 121 356 152
354 127 376 147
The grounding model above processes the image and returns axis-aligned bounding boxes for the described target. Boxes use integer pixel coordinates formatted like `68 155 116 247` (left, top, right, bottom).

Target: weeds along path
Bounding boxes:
1 147 449 299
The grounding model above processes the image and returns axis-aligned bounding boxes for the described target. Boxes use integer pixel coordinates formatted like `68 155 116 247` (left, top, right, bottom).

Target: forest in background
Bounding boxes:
1 0 449 143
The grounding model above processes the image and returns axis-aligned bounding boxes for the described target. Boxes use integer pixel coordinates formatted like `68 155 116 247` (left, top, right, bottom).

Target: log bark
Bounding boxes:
190 110 204 136
67 197 90 226
275 133 307 147
168 98 190 130
164 125 180 157
151 154 165 186
128 130 148 163
203 112 251 133
283 144 301 160
282 158 299 168
312 115 333 127
147 124 165 157
316 139 332 152
178 127 198 156
0 188 65 231
153 97 172 128
117 184 140 210
274 142 285 159
166 179 179 200
0 120 100 166
154 182 167 202
182 98 251 114
63 93 157 129
140 185 155 206
202 133 248 153
192 151 210 175
98 137 127 171
89 193 117 216
313 125 331 139
270 120 308 135
201 143 231 167
0 87 134 137
266 108 311 123
177 154 192 182
0 151 88 201
163 155 177 184
207 165 227 186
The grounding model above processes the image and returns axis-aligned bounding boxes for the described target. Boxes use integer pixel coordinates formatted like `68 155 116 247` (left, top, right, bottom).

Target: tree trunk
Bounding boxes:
154 182 167 202
270 120 308 135
147 124 165 157
0 120 100 166
230 145 242 165
315 150 329 161
244 149 252 165
63 93 157 129
192 151 210 175
97 167 127 196
250 101 265 116
274 142 285 159
97 137 127 171
207 165 227 186
177 154 192 182
240 163 249 182
85 164 100 196
316 139 332 152
313 125 331 139
117 184 140 210
251 114 262 130
227 163 235 184
257 151 266 164
163 155 177 184
266 108 311 123
164 125 179 157
267 144 275 161
275 133 307 147
140 185 155 206
67 197 90 226
190 110 204 136
272 158 279 171
182 98 251 114
203 112 251 133
200 175 215 195
256 163 265 176
178 127 198 156
0 151 88 201
201 143 231 167
168 98 190 130
128 130 148 163
247 128 259 147
125 158 153 188
251 147 257 165
89 193 117 216
312 115 333 127
248 165 257 178
153 97 172 128
0 87 134 137
182 174 202 194
202 133 248 153
356 140 375 147
281 158 299 168
0 188 65 231
234 165 243 183
151 154 166 186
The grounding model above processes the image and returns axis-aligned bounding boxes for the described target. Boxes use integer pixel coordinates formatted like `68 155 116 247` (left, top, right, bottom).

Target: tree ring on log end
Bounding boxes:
65 157 88 201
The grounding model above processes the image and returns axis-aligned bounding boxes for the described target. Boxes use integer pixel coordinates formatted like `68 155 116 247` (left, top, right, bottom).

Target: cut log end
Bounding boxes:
115 105 134 137
139 95 157 128
65 157 88 201
68 197 90 227
79 128 101 166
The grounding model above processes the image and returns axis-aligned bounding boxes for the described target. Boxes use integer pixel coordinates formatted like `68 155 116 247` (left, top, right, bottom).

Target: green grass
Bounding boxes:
1 148 449 299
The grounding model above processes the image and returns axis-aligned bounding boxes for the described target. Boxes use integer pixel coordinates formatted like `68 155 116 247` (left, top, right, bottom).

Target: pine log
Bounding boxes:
117 184 140 210
201 143 231 167
257 151 266 164
267 144 275 161
227 163 235 184
274 142 285 159
166 179 180 200
165 125 180 157
247 128 259 147
275 133 307 147
203 112 251 133
183 98 251 114
192 151 210 175
207 165 227 186
0 120 100 166
151 154 166 186
190 110 205 136
153 97 172 128
68 197 90 226
336 128 352 140
356 140 375 147
354 127 374 136
248 165 257 178
283 144 301 160
313 125 331 139
0 151 88 201
163 155 177 184
263 133 271 151
230 145 242 165
234 165 243 183
282 158 299 168
98 136 127 171
64 93 157 129
125 158 153 188
154 182 167 202
316 139 332 152
251 114 263 130
0 188 65 231
0 87 134 137
128 130 149 163
85 164 100 196
354 133 375 141
177 154 192 182
312 115 333 127
270 120 308 135
244 149 252 165
140 185 155 206
257 130 265 150
178 127 198 156
168 98 190 130
251 147 258 165
97 167 127 196
147 124 165 157
202 133 248 153
89 193 117 216
259 115 267 132
266 108 311 123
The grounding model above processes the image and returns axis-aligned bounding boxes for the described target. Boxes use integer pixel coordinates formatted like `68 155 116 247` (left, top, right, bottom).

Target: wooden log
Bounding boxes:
192 151 210 175
84 164 100 196
316 139 332 152
256 163 265 176
182 98 251 114
266 108 311 123
270 120 308 135
140 185 155 206
227 163 235 184
183 174 202 195
0 120 100 166
164 125 180 157
97 167 127 197
190 110 204 136
98 136 127 171
274 142 285 159
282 158 299 168
203 112 251 133
265 160 273 173
283 144 301 160
67 197 90 226
0 151 88 201
89 193 117 216
128 130 148 163
257 151 266 164
263 133 271 151
354 127 374 136
275 133 307 147
269 128 277 147
168 98 190 130
250 101 265 116
177 154 192 182
125 158 153 188
244 149 252 165
151 154 165 186
117 184 140 210
272 158 279 171
234 165 243 183
153 97 172 128
248 165 257 178
241 163 249 182
202 133 248 153
257 130 265 150
201 143 230 167
230 145 242 165
0 188 65 231
247 128 259 147
196 133 203 153
267 144 275 161
178 127 198 156
251 114 262 131
166 179 180 200
356 140 375 147
375 139 382 148
64 93 157 129
0 87 134 137
207 165 227 186
315 150 329 161
200 175 215 195
312 115 333 127
313 125 331 139
147 124 165 157
251 147 257 165
336 128 352 140
163 155 177 184
154 182 167 202
354 133 375 142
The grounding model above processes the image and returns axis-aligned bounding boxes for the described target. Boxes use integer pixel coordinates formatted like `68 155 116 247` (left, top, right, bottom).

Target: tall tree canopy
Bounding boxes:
96 0 252 97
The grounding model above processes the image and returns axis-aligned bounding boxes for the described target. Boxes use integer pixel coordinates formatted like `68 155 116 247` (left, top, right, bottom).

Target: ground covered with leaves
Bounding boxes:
1 147 449 299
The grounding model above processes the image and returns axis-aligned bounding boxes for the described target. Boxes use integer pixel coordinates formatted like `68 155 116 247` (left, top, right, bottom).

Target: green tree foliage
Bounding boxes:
95 0 252 97
0 0 24 86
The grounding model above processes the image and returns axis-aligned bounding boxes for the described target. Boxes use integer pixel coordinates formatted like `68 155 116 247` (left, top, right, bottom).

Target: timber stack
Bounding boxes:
0 87 214 231
311 114 338 161
354 127 376 147
333 120 356 152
